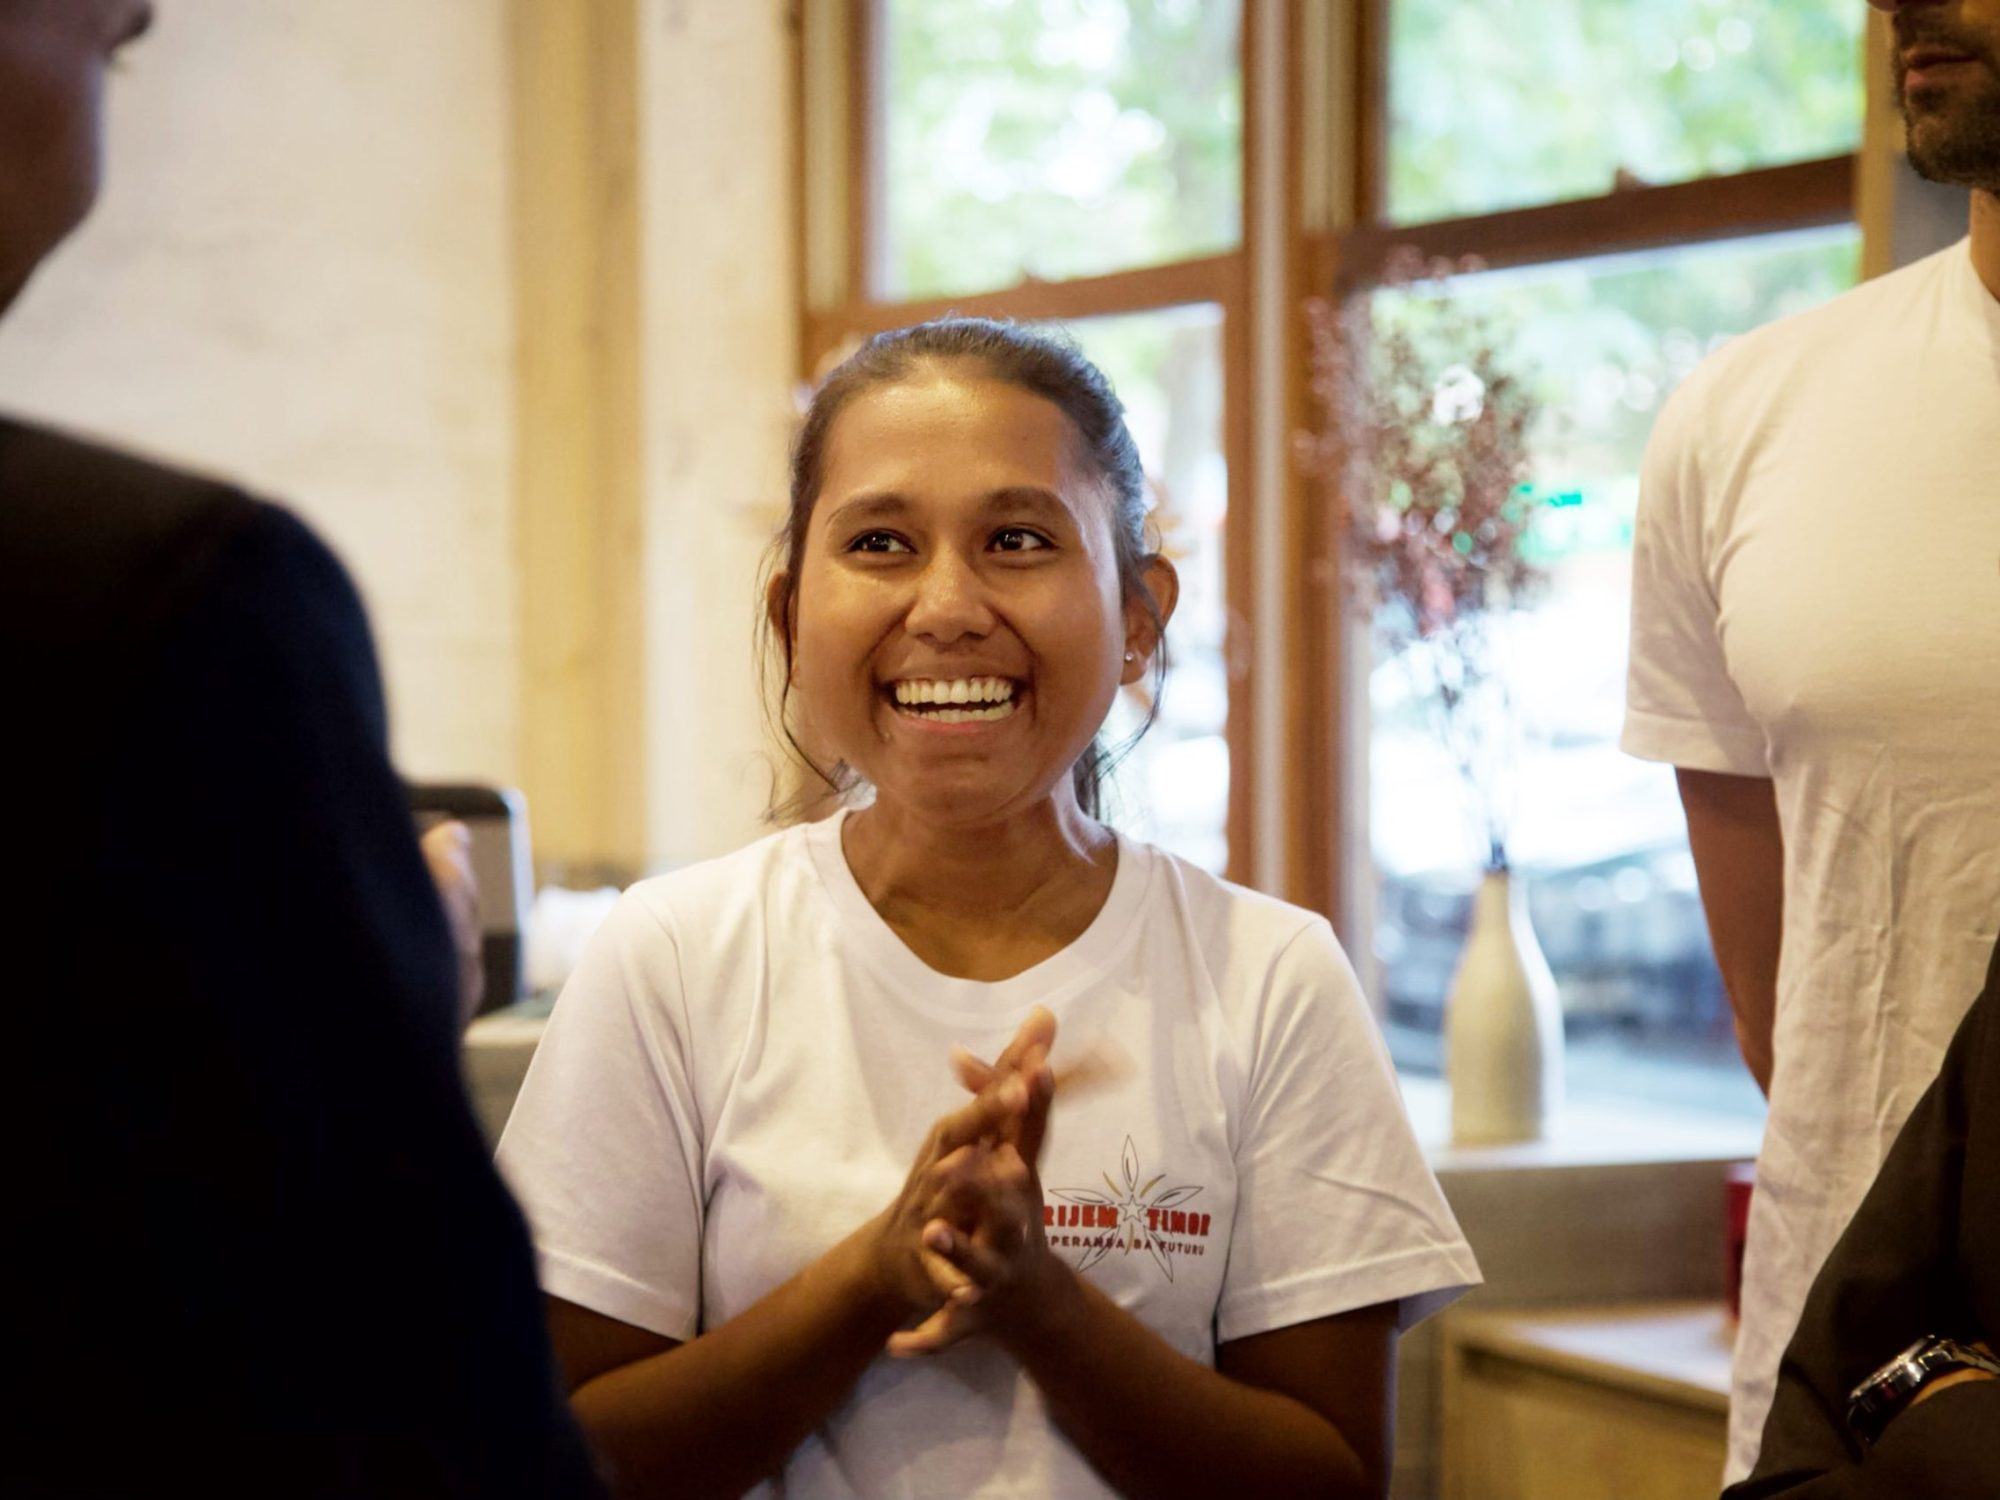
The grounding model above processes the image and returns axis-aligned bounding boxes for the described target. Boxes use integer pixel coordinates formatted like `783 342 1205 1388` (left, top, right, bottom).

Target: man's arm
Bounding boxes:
1676 768 1784 1094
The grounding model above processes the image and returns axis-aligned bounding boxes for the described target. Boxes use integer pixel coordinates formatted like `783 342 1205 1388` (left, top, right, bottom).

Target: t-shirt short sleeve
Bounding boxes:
1621 372 1770 776
1215 919 1479 1343
495 888 707 1341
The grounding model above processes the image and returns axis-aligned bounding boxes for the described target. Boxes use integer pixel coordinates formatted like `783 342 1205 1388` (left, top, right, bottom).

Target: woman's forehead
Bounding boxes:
820 372 1086 490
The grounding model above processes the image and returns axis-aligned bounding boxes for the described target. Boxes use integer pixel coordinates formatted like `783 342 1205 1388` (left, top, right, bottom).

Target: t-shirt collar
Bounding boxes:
802 805 1151 1026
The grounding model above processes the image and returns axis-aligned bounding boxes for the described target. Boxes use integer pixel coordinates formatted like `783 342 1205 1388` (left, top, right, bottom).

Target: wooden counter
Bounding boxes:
1441 1301 1732 1500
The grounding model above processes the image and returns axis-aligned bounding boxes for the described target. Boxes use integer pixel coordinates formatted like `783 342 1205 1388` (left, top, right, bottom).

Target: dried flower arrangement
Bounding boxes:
1300 249 1546 872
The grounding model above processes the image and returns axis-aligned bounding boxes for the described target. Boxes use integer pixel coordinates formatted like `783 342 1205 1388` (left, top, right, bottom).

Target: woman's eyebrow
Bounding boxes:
824 487 1072 532
977 487 1072 524
822 493 909 532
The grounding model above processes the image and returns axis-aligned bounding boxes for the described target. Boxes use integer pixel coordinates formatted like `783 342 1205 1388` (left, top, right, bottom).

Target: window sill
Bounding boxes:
1398 1072 1763 1174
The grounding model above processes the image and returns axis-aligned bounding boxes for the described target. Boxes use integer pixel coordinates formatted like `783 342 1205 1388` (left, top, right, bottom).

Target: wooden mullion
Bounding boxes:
788 0 813 381
847 0 879 304
1355 0 1390 226
1335 154 1857 287
1218 273 1254 892
802 252 1239 366
1224 0 1261 892
1278 0 1322 913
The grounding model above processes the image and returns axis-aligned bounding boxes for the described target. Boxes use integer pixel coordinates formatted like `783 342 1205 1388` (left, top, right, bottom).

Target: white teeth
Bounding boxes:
927 703 1016 724
891 676 1016 707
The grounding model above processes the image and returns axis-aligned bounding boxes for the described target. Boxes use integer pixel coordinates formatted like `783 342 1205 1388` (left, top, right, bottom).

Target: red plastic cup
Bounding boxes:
1725 1161 1756 1325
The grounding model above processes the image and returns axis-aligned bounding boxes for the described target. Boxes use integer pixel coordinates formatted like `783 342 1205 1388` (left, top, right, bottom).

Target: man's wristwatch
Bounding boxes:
1846 1335 2000 1448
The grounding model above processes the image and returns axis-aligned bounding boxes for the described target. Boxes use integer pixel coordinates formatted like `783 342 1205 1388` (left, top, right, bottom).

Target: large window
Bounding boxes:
1352 4 1869 1111
1068 306 1231 873
879 0 1241 298
1386 0 1865 222
1368 227 1861 1113
811 3 1875 1114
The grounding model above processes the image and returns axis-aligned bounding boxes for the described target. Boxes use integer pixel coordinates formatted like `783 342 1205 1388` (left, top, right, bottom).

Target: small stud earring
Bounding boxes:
1124 651 1137 663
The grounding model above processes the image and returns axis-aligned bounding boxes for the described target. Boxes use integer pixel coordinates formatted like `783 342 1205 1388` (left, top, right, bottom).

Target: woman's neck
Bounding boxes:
841 793 1118 980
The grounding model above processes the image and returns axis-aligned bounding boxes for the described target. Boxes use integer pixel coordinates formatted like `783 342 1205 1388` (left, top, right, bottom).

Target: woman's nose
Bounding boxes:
905 548 996 644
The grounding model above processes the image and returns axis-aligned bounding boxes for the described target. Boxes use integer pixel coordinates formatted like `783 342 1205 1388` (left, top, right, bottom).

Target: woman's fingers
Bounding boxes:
927 1142 979 1180
1008 1006 1058 1067
932 1071 1031 1154
921 1153 996 1232
951 1006 1059 1098
950 1044 995 1094
886 1298 983 1358
895 1024 1059 1349
948 1040 1055 1163
883 1054 1053 1331
1014 1050 1055 1165
891 1144 1054 1358
919 1132 1041 1222
889 1220 991 1358
931 1219 1014 1288
923 1148 1037 1267
918 1232 976 1301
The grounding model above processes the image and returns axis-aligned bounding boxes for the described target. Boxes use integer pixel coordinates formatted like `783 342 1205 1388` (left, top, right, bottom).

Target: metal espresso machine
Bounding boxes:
407 783 534 1018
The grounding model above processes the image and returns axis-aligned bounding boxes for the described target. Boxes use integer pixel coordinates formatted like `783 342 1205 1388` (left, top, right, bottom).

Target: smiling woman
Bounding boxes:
768 318 1171 830
494 317 1480 1500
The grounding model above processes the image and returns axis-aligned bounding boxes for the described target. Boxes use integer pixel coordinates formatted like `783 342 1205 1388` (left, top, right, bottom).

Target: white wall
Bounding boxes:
0 0 519 786
0 0 803 869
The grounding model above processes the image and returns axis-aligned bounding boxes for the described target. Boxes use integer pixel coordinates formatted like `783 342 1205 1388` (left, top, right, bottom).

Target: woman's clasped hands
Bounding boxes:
867 1005 1069 1360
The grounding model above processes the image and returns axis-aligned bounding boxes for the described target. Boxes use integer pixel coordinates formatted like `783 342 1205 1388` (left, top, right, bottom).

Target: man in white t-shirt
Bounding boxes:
1622 0 2000 1482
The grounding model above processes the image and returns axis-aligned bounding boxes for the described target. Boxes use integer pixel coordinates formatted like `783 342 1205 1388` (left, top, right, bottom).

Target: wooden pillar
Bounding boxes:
1286 0 1373 936
507 0 648 883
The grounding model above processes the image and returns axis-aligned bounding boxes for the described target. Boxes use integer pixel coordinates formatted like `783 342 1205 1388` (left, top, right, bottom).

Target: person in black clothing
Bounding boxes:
0 3 601 1494
1725 932 2000 1499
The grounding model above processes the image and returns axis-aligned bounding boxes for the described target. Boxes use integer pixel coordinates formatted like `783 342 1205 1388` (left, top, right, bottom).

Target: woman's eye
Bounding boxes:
848 531 913 555
992 527 1052 553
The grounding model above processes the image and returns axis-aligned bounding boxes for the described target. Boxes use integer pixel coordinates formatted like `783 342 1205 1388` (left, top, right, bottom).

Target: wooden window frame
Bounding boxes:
796 0 1867 923
1333 154 1855 285
1305 0 1864 949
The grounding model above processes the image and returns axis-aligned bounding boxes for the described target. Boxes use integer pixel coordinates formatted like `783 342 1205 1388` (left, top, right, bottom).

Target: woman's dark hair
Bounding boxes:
761 316 1169 822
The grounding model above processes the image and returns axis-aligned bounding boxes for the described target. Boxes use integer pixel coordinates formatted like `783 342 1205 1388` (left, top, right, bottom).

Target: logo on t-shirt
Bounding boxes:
1044 1135 1212 1281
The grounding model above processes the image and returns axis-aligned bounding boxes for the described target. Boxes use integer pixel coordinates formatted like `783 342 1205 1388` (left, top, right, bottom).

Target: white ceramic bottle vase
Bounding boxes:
1446 867 1564 1144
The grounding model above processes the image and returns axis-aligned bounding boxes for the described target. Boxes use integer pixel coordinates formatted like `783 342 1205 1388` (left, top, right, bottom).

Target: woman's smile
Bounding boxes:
886 675 1021 727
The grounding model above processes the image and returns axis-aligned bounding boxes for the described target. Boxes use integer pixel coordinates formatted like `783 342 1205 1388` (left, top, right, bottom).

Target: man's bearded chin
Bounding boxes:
1901 72 2000 193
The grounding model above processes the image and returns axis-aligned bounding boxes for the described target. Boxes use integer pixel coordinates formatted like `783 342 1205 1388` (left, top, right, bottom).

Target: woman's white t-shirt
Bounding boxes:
498 812 1479 1498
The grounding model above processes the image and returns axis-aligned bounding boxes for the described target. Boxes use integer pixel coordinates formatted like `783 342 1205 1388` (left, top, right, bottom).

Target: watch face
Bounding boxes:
1847 1338 1941 1447
1846 1336 2000 1447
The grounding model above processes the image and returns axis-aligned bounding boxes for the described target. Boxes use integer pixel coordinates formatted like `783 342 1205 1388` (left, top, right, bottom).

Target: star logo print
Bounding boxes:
1049 1136 1205 1281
